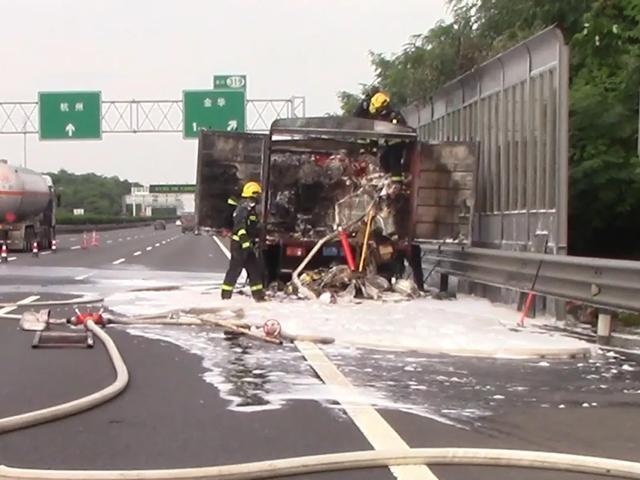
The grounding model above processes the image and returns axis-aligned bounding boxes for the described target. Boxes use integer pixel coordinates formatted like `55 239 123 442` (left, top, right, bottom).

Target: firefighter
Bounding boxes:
221 181 266 301
354 90 406 125
354 90 407 184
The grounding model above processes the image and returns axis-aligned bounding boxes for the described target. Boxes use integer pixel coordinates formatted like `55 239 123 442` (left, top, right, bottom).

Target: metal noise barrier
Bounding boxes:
421 245 640 313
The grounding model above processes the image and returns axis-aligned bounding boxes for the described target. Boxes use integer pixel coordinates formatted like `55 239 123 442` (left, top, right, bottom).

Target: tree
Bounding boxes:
48 170 140 216
340 0 640 258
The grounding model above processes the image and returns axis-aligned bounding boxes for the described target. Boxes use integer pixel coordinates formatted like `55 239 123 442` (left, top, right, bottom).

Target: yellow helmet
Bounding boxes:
241 181 262 198
369 92 390 114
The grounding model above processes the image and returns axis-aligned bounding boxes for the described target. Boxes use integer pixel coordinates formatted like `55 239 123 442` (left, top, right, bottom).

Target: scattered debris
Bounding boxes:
392 279 421 299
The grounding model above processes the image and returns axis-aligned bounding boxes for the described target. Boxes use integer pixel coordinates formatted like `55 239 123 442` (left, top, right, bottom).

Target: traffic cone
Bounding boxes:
32 241 39 257
1 243 7 263
81 232 88 250
90 230 99 247
51 238 57 253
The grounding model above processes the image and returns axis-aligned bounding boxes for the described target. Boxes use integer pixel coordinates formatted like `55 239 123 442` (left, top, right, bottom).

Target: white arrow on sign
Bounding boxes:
65 123 76 137
227 120 238 131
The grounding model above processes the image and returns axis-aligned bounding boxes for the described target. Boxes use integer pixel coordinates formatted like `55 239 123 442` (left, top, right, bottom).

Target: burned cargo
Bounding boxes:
195 117 477 291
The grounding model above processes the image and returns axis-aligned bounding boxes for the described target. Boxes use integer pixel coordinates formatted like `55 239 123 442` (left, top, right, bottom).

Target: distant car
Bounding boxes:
180 214 196 234
153 220 166 230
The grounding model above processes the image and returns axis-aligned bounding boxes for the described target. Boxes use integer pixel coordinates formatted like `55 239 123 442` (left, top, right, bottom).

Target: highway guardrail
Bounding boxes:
421 244 640 313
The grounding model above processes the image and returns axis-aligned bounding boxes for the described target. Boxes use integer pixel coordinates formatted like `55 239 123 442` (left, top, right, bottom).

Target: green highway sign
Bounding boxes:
38 91 101 140
183 89 245 138
213 75 247 91
149 184 196 193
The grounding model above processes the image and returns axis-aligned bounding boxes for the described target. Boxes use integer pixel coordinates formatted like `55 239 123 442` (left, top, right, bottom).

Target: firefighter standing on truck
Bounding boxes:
354 89 407 185
221 181 266 302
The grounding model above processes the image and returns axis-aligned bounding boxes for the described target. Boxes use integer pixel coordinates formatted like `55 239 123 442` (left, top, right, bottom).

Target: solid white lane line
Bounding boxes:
0 295 40 318
112 258 126 265
133 251 142 256
213 235 231 259
145 246 153 251
295 342 439 480
71 245 81 250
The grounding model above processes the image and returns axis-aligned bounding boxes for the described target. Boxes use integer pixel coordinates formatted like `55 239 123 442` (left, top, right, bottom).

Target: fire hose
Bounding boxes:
0 320 128 434
0 448 639 479
0 320 637 478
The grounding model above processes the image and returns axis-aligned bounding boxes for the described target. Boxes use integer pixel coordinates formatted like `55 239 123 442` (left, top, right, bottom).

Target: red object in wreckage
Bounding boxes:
311 154 331 167
5 211 16 223
338 228 356 271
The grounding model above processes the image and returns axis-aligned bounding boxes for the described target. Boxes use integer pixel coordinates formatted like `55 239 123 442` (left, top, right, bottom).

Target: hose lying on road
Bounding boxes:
0 320 128 434
1 448 639 479
0 296 104 309
111 314 336 344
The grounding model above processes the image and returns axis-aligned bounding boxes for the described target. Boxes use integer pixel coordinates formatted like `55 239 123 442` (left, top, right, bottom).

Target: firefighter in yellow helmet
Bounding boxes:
221 181 266 301
354 89 406 125
354 88 407 184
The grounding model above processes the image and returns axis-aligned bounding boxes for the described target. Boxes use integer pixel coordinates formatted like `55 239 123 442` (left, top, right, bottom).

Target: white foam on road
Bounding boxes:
122 324 461 430
107 286 592 359
112 258 126 265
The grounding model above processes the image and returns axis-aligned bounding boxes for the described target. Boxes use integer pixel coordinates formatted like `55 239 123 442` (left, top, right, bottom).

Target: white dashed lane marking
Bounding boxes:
112 258 126 265
74 273 94 281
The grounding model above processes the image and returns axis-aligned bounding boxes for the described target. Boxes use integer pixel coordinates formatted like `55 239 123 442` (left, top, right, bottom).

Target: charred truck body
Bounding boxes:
196 117 476 286
0 160 56 251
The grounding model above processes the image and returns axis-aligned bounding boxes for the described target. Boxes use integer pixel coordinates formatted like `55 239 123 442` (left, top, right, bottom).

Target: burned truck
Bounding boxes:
195 117 476 287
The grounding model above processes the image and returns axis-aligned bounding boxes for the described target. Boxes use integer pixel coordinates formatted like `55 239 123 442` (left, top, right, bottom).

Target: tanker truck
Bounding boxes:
0 159 56 251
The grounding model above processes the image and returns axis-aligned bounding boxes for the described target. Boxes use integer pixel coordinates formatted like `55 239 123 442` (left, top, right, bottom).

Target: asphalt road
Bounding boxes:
1 224 639 480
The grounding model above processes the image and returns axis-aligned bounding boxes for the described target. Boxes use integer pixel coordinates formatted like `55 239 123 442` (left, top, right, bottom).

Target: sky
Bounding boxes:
0 0 448 184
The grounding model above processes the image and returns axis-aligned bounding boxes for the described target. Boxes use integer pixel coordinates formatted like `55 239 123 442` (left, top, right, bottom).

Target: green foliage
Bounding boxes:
47 169 139 217
341 0 640 258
